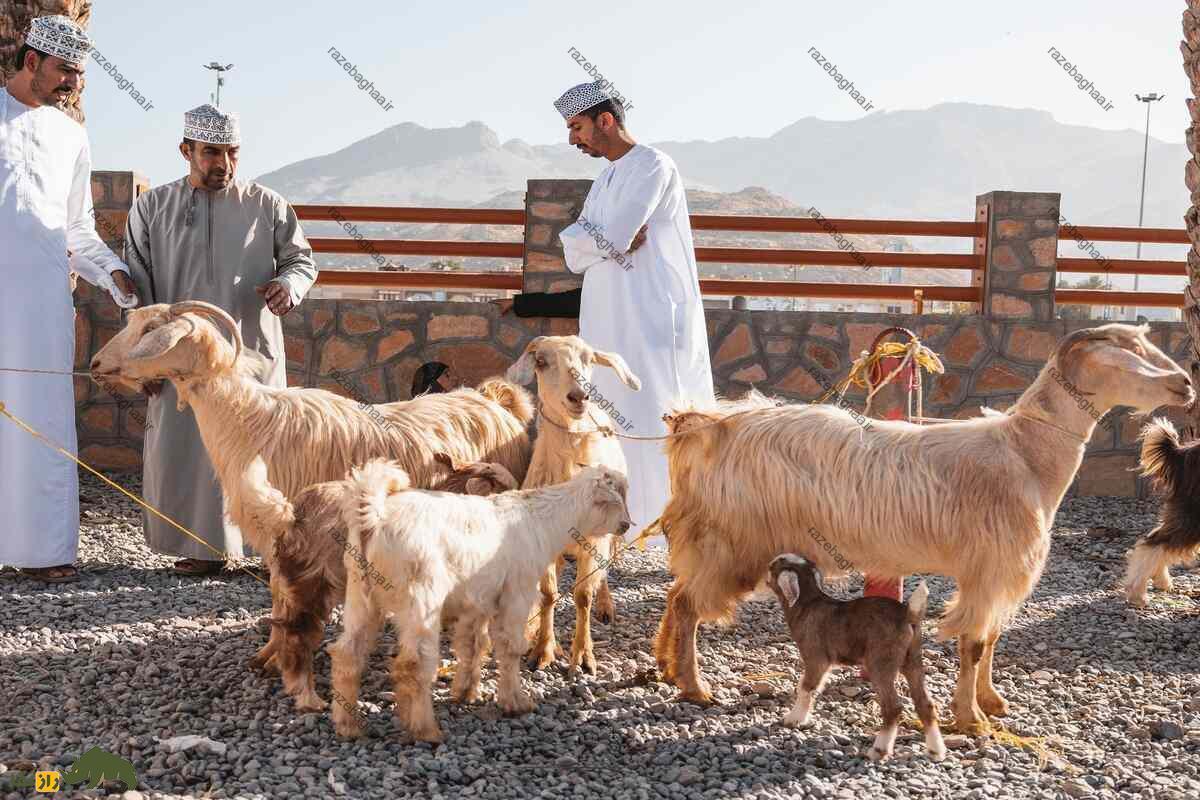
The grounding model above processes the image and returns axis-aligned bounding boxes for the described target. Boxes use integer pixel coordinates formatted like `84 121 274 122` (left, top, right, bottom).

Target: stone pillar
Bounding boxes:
975 191 1060 321
74 170 150 470
523 179 592 294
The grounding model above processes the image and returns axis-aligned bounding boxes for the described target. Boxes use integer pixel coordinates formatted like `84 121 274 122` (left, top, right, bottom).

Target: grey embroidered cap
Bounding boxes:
183 103 241 145
554 81 619 120
25 15 92 66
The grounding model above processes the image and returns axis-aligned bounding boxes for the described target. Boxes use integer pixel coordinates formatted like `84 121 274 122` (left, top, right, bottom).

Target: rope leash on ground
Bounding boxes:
0 400 269 588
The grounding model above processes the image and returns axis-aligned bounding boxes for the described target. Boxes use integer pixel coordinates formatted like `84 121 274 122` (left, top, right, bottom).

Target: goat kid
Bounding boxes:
1124 418 1200 606
236 454 518 711
507 335 641 675
768 555 945 762
329 461 633 742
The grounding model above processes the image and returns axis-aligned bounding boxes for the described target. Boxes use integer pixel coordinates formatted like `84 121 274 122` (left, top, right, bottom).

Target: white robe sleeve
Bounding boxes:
65 137 138 307
559 157 671 275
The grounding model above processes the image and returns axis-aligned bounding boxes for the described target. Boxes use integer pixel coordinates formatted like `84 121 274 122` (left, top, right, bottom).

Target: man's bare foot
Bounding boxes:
173 558 223 576
17 564 78 583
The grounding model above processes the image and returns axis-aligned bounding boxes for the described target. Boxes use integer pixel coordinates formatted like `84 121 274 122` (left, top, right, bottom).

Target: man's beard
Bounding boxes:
203 171 232 190
32 75 73 108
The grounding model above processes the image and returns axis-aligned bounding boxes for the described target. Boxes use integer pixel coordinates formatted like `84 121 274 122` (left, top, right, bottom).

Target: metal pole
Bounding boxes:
1133 92 1164 320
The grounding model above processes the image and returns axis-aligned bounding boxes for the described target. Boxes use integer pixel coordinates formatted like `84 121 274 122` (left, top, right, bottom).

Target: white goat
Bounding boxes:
654 324 1192 733
89 302 533 678
505 335 641 675
328 460 633 742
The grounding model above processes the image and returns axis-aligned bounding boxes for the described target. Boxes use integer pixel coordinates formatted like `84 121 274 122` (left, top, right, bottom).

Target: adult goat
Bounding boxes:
653 324 1192 732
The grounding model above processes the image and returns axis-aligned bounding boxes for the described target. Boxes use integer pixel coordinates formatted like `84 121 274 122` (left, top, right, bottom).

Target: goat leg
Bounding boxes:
654 584 681 685
974 630 1009 718
450 614 485 704
525 560 561 671
783 661 828 728
903 660 946 762
495 608 536 716
328 583 383 739
952 636 989 734
399 625 443 744
867 660 903 761
569 548 604 676
670 588 714 705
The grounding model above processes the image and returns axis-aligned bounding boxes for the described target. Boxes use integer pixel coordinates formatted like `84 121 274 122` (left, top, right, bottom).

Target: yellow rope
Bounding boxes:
0 400 268 588
815 337 945 414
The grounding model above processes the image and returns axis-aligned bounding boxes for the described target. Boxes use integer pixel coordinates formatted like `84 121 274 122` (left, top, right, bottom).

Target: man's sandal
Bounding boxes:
173 558 224 576
17 565 79 583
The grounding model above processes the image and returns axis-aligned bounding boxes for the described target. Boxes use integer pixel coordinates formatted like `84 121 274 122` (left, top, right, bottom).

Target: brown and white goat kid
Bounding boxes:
1123 418 1200 606
655 324 1192 732
89 302 533 678
767 555 945 762
236 454 518 711
328 461 633 742
506 335 641 674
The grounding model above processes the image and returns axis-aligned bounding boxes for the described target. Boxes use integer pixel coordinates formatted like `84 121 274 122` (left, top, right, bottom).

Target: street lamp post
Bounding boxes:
1133 92 1165 319
203 62 235 107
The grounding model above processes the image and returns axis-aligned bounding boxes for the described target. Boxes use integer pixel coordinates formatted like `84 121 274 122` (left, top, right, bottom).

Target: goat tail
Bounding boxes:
231 456 296 554
340 458 411 557
1139 417 1185 495
906 581 930 625
477 376 535 425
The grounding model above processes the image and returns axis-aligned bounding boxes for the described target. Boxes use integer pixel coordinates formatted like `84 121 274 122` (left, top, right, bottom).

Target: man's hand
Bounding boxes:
629 224 648 252
491 298 515 316
256 280 294 316
111 270 137 301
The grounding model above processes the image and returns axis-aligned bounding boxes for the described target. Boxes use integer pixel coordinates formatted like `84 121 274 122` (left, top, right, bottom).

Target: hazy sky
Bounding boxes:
80 0 1186 188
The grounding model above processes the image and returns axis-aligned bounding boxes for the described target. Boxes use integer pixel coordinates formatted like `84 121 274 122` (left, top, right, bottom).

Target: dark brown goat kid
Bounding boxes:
767 554 946 762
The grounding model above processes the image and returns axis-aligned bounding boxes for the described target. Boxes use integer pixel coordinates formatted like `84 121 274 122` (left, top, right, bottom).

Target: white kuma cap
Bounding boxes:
24 15 92 67
183 103 241 145
554 81 620 120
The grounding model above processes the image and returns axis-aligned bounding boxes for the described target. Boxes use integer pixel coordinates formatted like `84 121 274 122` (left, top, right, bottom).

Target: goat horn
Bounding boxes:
168 301 243 364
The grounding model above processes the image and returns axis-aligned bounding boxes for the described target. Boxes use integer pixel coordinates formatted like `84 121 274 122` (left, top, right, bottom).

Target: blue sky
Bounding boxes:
81 0 1186 187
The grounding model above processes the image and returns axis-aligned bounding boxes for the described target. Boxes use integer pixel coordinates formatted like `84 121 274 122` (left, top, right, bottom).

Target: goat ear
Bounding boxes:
433 452 457 471
593 349 641 391
128 318 193 363
464 476 492 496
506 336 545 385
779 571 801 607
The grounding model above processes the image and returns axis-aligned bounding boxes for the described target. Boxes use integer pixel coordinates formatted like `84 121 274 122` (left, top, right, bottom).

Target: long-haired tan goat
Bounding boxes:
328 460 632 742
89 302 534 693
653 324 1192 732
506 335 641 674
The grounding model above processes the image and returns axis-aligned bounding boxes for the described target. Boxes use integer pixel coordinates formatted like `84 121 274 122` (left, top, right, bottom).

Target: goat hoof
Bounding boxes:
869 747 892 762
570 652 597 676
782 714 813 730
451 686 481 705
411 726 444 744
499 694 536 716
294 694 328 713
334 719 364 739
1152 572 1174 592
929 745 947 763
977 692 1010 717
678 688 716 706
526 647 557 672
1125 590 1149 608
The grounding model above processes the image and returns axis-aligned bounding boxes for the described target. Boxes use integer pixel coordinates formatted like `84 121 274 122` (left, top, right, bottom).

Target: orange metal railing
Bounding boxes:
294 205 1190 310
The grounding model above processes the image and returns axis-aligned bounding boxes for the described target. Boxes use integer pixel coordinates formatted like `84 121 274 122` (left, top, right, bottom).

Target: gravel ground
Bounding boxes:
1 471 1198 800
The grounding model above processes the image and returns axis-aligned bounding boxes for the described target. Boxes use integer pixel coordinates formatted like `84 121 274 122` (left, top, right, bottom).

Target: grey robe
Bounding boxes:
124 177 317 559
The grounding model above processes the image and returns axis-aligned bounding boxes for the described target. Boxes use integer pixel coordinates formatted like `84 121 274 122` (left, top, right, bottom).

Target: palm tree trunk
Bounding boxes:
0 0 92 123
1183 2 1200 433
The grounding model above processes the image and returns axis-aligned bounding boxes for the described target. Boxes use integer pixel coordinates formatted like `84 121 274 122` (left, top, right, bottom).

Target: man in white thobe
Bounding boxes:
537 81 715 539
123 104 317 575
0 16 137 583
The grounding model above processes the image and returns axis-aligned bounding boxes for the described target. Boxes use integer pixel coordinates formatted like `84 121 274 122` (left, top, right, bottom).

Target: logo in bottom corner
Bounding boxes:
10 747 137 792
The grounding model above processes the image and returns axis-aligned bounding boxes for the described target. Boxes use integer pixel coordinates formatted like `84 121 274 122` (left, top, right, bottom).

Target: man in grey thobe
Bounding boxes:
124 104 317 574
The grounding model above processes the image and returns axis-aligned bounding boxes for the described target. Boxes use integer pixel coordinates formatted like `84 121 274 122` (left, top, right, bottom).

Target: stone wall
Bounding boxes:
73 175 1191 497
